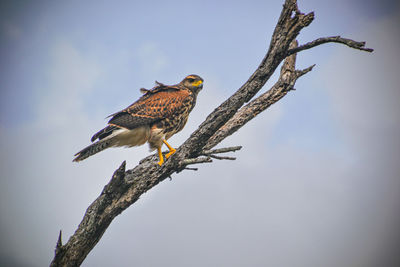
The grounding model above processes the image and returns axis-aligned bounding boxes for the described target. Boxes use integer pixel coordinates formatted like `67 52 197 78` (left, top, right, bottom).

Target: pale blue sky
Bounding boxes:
1 1 399 266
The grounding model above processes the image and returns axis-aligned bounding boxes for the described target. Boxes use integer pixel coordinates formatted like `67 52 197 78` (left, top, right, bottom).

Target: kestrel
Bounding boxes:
73 74 203 165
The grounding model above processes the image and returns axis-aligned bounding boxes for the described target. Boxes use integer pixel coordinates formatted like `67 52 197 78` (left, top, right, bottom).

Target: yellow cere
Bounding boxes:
192 80 203 86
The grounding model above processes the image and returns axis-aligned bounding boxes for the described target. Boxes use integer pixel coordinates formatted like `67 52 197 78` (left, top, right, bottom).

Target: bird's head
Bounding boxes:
181 74 204 94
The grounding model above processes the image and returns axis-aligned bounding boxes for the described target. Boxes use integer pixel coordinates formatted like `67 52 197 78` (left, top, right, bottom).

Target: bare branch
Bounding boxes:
174 2 315 160
181 157 213 165
180 146 243 166
201 146 242 156
287 36 374 55
205 40 306 150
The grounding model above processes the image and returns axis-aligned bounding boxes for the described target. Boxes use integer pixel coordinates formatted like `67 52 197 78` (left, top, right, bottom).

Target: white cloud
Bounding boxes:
33 40 103 129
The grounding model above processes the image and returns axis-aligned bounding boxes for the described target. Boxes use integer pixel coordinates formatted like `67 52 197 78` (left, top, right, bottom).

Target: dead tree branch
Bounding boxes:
287 36 374 55
50 0 372 266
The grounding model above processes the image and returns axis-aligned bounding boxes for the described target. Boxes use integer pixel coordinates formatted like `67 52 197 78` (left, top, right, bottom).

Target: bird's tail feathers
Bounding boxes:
73 126 150 162
73 138 114 162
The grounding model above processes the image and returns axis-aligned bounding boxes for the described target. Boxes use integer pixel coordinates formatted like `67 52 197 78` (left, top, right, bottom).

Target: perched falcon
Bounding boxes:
73 74 204 165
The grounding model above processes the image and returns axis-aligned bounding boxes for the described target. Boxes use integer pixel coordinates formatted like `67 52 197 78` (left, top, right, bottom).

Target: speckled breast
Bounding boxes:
157 92 195 139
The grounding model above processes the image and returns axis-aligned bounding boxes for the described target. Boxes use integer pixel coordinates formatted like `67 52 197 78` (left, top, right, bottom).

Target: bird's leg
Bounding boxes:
163 139 176 159
157 147 164 166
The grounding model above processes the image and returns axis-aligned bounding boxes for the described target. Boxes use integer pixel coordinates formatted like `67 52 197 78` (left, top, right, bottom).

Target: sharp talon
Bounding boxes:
157 160 163 166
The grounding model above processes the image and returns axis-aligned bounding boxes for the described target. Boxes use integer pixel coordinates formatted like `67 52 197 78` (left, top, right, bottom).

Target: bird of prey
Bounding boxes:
73 74 203 165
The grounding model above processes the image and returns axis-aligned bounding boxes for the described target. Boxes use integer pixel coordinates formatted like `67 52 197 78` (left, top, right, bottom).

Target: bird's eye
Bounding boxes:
187 78 195 83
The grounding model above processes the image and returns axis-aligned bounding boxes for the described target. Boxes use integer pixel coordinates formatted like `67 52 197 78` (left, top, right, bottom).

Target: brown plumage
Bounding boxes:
73 74 203 165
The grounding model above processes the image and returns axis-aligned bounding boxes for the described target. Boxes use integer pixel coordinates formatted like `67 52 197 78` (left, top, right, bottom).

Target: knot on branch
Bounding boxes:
101 161 128 197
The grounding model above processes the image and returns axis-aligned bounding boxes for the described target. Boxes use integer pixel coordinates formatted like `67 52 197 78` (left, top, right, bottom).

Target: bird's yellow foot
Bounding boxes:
165 148 176 159
157 147 164 166
163 140 176 159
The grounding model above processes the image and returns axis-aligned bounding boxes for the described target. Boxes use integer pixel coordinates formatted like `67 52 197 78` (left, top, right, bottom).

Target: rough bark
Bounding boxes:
50 0 372 266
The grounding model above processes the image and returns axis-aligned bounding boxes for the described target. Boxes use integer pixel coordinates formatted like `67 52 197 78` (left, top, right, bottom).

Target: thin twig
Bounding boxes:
183 167 199 171
181 157 212 165
287 36 374 55
201 146 242 156
209 155 236 160
295 64 316 78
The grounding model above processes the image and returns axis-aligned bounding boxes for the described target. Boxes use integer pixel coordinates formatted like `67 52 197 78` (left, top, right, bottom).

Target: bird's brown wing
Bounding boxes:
108 87 191 130
105 84 177 118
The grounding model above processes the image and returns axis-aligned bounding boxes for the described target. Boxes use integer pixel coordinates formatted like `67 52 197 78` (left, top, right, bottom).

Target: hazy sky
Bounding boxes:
1 0 399 266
